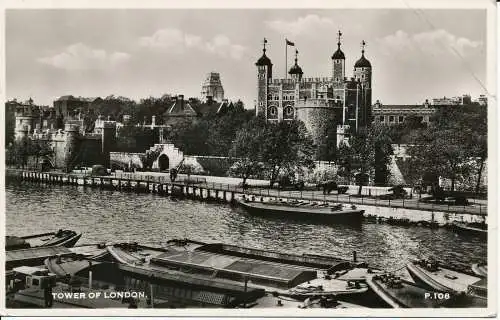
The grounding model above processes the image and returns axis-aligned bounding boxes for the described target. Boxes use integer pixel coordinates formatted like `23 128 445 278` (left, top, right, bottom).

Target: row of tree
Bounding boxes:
228 117 316 187
405 105 487 193
6 138 53 169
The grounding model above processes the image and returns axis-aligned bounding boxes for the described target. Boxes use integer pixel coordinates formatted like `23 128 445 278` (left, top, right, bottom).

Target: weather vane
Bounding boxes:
337 30 342 46
263 38 268 52
361 40 366 53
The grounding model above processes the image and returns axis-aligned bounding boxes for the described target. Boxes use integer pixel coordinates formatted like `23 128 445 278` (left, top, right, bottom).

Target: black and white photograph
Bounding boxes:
1 0 496 316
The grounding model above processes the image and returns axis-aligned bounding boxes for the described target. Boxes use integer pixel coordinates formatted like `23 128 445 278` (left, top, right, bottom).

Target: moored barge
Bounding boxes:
236 197 364 224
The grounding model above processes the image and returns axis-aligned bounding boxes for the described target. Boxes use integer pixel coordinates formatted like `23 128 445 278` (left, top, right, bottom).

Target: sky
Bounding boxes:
6 9 487 108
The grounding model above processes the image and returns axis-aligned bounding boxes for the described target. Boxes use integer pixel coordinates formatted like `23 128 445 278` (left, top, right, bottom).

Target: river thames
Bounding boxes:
6 181 487 276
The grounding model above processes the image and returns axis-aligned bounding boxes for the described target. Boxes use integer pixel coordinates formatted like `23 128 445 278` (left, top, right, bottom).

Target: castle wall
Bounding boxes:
110 152 144 169
295 104 336 145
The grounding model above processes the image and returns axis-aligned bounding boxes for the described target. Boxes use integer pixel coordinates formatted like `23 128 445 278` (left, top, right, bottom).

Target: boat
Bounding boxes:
466 278 487 306
236 196 364 224
406 259 482 294
471 263 487 277
7 265 147 308
6 242 108 271
366 273 452 308
6 229 82 251
6 246 75 270
448 221 487 238
106 240 369 306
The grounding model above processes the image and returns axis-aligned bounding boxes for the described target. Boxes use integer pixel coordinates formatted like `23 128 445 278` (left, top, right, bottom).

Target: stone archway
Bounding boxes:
158 154 170 171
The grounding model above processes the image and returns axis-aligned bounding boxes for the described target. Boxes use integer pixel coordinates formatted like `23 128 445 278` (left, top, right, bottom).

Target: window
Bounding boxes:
284 106 294 119
389 116 395 122
379 115 385 122
268 106 278 119
32 278 40 286
398 116 404 123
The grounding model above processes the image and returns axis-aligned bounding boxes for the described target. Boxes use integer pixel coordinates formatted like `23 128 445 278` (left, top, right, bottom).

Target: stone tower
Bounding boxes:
201 72 225 102
332 31 346 84
14 98 35 140
255 38 273 117
288 49 303 82
353 40 372 128
63 123 80 172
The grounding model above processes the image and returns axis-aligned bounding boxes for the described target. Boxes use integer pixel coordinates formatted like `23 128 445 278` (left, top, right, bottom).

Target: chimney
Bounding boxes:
152 115 156 127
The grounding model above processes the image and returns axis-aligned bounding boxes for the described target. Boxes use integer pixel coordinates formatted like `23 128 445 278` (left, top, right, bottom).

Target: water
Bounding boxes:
6 181 487 276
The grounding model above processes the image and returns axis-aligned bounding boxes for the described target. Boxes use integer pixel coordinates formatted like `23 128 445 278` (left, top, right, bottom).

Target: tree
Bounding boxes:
228 118 267 185
407 106 484 192
140 148 162 170
227 159 264 187
32 140 53 169
336 126 393 195
229 118 315 187
260 120 315 187
316 118 338 161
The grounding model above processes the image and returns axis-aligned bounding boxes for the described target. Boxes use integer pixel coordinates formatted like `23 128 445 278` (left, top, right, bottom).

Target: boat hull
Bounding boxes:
237 199 364 225
471 264 487 277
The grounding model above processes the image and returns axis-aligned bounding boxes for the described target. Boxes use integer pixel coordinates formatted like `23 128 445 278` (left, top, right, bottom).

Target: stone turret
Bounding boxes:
62 124 80 172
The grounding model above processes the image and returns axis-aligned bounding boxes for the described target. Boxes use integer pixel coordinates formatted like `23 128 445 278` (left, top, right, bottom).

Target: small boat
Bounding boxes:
7 265 146 308
448 221 487 238
406 259 482 294
467 278 487 305
236 196 364 224
6 229 82 251
471 263 487 277
6 246 75 270
367 273 451 308
284 275 369 300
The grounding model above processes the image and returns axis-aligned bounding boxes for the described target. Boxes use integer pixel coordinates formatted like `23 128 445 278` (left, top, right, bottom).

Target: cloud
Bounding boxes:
37 43 130 70
377 29 483 57
139 28 246 60
266 14 335 37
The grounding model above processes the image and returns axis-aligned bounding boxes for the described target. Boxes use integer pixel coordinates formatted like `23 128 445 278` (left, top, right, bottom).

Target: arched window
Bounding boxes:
284 106 294 119
267 105 278 119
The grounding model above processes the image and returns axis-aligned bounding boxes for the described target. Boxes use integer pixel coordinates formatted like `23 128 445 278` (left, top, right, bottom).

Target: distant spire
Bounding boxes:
361 40 366 55
337 30 342 49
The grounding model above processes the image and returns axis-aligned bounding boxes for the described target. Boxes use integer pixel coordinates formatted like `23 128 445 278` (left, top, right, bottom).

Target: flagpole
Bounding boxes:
285 40 287 79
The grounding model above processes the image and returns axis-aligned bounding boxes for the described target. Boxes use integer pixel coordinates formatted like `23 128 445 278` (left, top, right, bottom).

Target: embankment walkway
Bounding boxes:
5 168 487 217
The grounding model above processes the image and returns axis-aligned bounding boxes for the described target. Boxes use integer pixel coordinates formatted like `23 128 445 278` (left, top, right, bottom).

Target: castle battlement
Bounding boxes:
295 99 332 108
271 77 333 85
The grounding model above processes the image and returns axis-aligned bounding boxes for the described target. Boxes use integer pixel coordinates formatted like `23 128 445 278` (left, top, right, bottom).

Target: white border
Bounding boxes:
0 0 497 317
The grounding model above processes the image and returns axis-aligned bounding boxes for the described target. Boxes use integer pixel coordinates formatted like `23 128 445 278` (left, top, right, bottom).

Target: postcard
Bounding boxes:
1 0 496 317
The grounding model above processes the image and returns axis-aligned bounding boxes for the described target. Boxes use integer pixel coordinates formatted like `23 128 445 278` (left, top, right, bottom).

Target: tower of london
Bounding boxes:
255 32 372 146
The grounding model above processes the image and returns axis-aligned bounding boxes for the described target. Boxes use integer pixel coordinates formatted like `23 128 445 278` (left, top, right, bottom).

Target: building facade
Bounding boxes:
201 72 225 102
255 33 372 144
371 100 435 125
13 99 116 171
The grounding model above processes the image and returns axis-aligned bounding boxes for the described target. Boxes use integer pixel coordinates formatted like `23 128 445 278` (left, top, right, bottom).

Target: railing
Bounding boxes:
5 168 487 216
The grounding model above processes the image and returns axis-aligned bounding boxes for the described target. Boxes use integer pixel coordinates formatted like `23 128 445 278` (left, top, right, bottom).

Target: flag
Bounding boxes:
286 39 295 46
